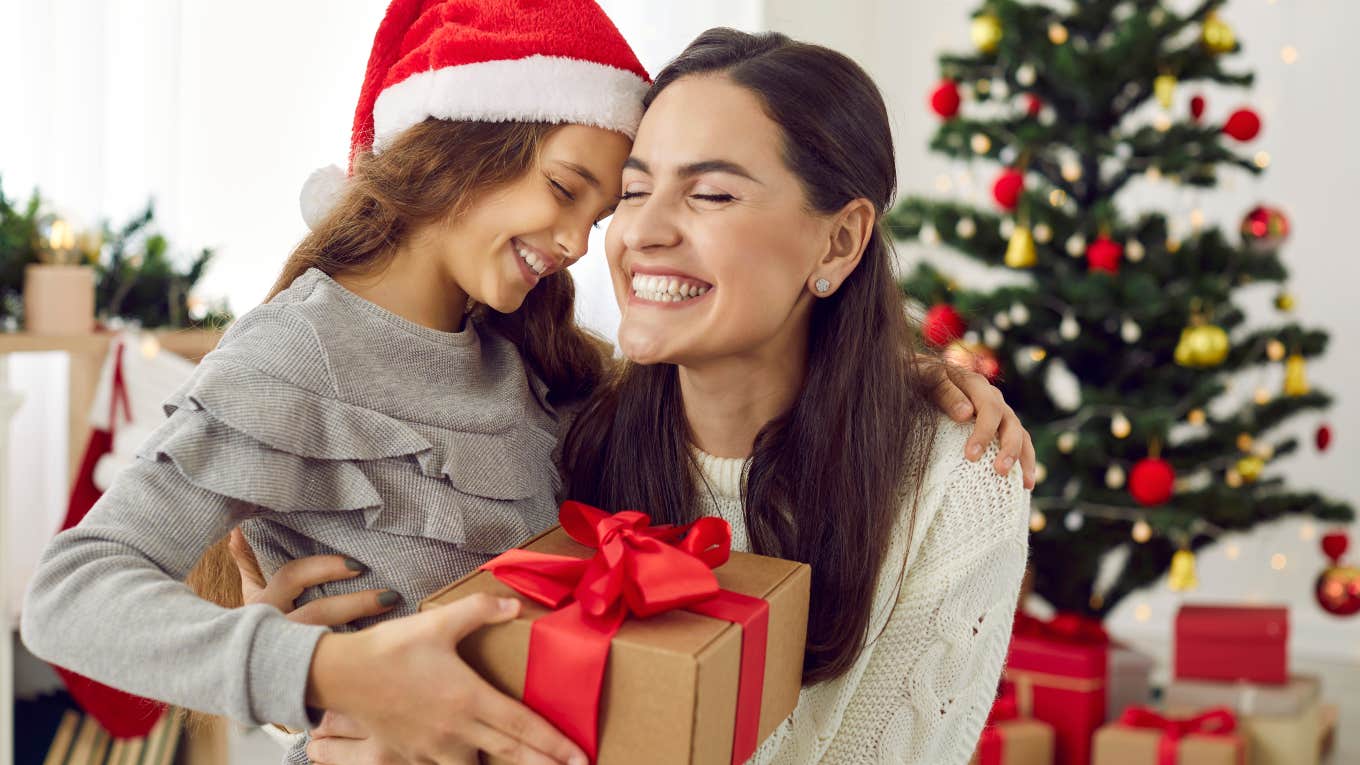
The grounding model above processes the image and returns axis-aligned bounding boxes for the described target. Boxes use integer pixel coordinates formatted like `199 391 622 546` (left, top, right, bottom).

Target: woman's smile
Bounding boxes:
627 266 713 307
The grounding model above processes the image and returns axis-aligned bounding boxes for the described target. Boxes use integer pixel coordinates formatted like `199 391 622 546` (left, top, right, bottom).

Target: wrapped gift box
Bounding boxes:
1092 707 1244 765
23 263 95 335
421 506 811 765
1318 703 1336 760
1175 605 1288 685
1006 614 1108 765
970 719 1054 765
1165 675 1321 765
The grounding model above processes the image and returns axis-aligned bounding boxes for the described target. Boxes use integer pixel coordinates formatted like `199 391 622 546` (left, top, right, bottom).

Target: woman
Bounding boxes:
250 28 1032 765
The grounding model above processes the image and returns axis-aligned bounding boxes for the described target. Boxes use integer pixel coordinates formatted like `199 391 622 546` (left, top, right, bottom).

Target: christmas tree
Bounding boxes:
887 0 1354 617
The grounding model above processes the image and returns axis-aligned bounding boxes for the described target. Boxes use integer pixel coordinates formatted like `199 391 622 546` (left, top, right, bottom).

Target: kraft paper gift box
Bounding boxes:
1091 707 1245 765
420 502 811 765
1165 675 1322 765
23 263 95 335
1175 605 1289 685
969 688 1055 765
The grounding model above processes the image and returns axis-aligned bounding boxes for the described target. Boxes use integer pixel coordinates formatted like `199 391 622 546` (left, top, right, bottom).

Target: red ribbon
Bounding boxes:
1013 611 1109 646
480 501 769 764
1118 706 1241 765
976 686 1020 765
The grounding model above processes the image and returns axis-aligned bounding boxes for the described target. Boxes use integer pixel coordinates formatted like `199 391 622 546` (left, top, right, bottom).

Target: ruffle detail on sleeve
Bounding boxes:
143 358 560 551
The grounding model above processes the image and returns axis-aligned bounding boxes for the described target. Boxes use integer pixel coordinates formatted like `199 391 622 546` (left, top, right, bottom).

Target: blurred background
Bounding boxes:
2 1 1355 764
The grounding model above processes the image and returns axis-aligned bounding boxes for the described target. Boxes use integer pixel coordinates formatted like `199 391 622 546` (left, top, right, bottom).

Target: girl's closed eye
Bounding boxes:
548 177 576 202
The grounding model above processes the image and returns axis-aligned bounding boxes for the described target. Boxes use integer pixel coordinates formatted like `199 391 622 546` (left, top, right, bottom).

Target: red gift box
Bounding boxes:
1175 605 1288 685
1006 613 1108 765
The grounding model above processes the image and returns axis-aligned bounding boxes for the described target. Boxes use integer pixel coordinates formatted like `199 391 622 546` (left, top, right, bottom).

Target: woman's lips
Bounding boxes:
628 270 713 305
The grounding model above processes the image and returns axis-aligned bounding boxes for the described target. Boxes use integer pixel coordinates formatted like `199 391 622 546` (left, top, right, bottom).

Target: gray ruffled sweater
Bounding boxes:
20 269 562 761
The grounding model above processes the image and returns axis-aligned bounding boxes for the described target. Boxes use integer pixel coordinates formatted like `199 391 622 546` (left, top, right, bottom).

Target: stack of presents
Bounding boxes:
972 605 1340 765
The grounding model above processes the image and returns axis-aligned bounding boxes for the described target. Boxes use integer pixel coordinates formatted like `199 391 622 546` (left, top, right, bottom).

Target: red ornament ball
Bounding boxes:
992 169 1025 211
1129 458 1176 506
923 304 967 347
930 80 962 119
1316 424 1333 452
1190 94 1206 122
1240 205 1291 252
1223 108 1262 141
1322 530 1350 563
1086 235 1124 274
1316 565 1360 617
1025 94 1043 117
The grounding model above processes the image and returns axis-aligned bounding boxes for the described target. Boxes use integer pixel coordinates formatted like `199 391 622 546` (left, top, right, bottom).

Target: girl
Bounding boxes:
25 4 1028 764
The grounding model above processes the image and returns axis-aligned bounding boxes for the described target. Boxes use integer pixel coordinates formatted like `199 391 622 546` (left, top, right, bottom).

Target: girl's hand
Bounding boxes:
307 711 411 765
924 361 1037 489
228 528 401 627
307 593 588 765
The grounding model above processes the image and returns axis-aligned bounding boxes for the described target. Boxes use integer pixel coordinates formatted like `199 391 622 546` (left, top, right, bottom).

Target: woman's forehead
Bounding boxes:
633 77 783 171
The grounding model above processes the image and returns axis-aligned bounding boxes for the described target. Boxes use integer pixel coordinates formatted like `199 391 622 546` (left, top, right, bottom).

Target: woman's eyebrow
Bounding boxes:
623 157 761 184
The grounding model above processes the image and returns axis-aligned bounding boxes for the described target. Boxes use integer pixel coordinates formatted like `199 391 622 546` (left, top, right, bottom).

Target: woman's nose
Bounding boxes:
621 197 681 252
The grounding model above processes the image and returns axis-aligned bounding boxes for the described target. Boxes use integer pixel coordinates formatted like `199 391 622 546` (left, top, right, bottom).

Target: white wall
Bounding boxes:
762 0 1360 657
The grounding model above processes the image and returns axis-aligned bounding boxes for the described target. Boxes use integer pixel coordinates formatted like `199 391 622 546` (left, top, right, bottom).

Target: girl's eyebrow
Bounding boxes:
624 157 762 184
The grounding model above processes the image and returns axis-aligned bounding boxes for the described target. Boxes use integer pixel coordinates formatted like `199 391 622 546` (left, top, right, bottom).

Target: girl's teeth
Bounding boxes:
516 244 547 275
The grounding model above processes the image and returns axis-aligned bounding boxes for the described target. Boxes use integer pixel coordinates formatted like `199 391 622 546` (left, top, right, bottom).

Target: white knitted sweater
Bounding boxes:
692 418 1031 764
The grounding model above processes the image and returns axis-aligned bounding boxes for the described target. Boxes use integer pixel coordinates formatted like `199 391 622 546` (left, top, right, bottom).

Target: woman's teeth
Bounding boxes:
630 274 710 303
516 243 548 275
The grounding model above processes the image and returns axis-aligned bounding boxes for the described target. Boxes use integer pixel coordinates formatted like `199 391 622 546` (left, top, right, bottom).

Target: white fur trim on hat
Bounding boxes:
372 54 647 151
299 164 348 230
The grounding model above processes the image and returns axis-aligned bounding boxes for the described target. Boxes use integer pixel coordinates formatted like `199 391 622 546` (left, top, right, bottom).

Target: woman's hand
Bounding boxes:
306 593 588 765
228 528 401 627
924 361 1036 489
306 711 410 765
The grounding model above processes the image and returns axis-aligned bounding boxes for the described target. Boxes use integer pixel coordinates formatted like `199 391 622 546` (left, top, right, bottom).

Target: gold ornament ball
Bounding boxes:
1275 291 1296 312
972 14 1003 53
1236 432 1255 452
1225 468 1244 488
1111 412 1132 439
1202 12 1237 54
1174 324 1230 368
1005 226 1038 269
1132 519 1153 543
1187 408 1207 426
1236 455 1266 483
1048 22 1069 45
1154 74 1177 109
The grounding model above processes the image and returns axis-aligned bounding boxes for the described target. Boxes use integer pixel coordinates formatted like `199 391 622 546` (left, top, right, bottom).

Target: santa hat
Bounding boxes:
301 0 650 229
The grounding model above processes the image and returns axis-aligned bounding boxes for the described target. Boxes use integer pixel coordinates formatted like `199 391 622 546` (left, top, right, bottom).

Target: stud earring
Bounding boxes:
814 278 832 294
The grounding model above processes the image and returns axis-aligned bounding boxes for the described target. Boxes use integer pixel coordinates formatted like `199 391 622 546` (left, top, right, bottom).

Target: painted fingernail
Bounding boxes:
953 403 973 418
999 457 1014 471
378 590 403 607
343 557 367 573
500 597 519 613
967 443 983 459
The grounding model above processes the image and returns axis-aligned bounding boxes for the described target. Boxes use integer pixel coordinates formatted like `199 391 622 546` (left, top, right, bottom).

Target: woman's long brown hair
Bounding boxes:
183 118 609 732
561 29 939 684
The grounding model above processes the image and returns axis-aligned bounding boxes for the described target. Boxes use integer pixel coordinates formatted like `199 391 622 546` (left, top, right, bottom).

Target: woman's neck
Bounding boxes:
333 227 468 333
678 329 809 460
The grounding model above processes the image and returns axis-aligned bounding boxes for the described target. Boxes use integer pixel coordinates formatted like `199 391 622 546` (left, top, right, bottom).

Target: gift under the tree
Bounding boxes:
1175 605 1288 685
1006 613 1108 765
1092 707 1245 765
419 501 811 765
969 685 1055 765
1164 675 1322 765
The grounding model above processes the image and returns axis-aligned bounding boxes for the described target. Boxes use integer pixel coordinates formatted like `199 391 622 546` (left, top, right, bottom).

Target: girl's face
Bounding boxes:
444 125 631 313
605 76 836 366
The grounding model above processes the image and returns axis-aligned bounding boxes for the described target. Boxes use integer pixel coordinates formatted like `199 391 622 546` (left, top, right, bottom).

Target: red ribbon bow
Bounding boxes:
1119 706 1241 765
1013 611 1110 645
480 501 769 764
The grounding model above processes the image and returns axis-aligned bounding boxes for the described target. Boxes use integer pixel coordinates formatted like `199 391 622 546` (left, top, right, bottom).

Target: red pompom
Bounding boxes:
1223 108 1262 141
1322 531 1350 563
923 304 967 347
930 80 962 119
1086 235 1123 274
1129 458 1176 506
1025 94 1043 117
992 169 1025 211
1316 424 1332 452
1190 94 1206 122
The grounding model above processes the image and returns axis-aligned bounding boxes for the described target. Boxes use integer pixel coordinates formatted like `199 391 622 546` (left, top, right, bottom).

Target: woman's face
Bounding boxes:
444 124 631 313
605 75 835 366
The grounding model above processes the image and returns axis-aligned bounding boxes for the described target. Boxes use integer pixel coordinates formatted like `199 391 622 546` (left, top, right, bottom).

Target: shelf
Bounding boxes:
0 328 225 362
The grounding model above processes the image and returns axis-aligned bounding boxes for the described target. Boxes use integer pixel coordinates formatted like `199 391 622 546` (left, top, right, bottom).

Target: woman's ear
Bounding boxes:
808 198 876 297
